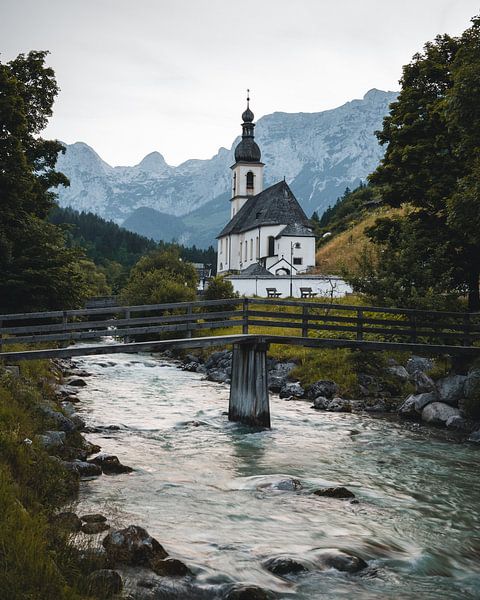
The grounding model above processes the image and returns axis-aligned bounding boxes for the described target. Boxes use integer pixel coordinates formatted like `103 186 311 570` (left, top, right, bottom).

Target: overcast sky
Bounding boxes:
1 0 478 166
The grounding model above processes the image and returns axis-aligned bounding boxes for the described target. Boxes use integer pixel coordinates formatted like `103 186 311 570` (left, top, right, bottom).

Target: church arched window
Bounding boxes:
246 171 254 192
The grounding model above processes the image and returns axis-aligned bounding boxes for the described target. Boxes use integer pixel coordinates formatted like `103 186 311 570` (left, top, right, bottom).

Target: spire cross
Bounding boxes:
247 88 250 107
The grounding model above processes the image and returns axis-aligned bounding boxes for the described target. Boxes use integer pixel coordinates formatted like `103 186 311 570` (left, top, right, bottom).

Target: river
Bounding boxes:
73 349 480 599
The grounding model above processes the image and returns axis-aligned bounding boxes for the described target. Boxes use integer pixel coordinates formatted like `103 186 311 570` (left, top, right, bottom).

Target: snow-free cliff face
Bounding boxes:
55 89 397 247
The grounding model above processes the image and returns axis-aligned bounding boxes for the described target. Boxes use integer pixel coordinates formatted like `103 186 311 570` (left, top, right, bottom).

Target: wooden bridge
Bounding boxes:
1 298 480 427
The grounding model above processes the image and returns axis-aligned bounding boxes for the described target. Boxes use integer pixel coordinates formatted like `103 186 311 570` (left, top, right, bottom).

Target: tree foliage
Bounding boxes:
352 16 480 309
0 51 89 312
120 248 197 305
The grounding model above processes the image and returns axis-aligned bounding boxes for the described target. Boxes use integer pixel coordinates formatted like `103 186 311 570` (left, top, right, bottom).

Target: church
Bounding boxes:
216 97 316 278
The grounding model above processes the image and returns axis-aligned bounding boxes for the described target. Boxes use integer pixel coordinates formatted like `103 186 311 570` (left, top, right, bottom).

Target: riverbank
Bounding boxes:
178 347 480 441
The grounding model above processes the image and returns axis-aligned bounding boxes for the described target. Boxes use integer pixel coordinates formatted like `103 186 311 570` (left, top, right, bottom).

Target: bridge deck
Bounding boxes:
1 334 479 362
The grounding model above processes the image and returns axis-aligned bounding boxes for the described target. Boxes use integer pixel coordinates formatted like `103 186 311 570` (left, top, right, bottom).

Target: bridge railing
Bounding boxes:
0 297 479 351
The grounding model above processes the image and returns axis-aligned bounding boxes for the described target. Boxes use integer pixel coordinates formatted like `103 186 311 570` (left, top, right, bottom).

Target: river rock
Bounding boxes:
436 375 466 406
205 350 230 370
183 361 201 372
399 392 437 418
150 557 192 577
258 478 302 492
206 369 230 383
406 356 433 374
308 380 339 400
445 415 470 431
312 396 330 410
39 405 78 432
387 365 410 381
314 486 355 499
314 549 367 573
81 513 108 523
63 460 102 477
223 584 277 600
35 430 66 449
464 368 480 400
86 569 123 598
263 556 307 575
422 402 461 425
326 397 352 412
82 521 110 534
65 377 87 387
279 381 304 399
411 370 437 394
267 362 295 392
467 429 480 443
102 525 168 565
52 511 82 532
90 453 133 474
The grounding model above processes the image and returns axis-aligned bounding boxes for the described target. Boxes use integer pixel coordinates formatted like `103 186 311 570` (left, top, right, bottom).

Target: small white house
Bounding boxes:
217 98 316 278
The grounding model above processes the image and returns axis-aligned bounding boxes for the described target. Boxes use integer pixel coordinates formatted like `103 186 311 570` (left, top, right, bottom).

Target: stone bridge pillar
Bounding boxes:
229 341 270 428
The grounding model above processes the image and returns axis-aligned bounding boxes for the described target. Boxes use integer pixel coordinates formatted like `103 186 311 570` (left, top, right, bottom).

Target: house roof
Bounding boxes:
237 262 272 276
276 223 314 238
217 180 311 238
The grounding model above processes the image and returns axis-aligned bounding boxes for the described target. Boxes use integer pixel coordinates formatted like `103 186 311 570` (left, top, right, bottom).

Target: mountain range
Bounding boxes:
55 89 397 248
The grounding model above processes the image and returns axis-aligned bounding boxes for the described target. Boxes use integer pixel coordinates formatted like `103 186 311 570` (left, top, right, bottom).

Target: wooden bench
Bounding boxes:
300 287 318 298
266 288 282 298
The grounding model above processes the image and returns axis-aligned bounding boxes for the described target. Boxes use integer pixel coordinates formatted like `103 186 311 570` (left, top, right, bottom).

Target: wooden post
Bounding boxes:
356 308 363 341
186 305 193 338
302 305 309 338
242 297 249 334
463 313 471 347
124 308 131 343
229 341 270 428
410 314 417 343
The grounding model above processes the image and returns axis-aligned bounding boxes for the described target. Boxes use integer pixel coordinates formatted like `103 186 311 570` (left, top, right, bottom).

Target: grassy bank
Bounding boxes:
0 358 93 600
196 294 426 398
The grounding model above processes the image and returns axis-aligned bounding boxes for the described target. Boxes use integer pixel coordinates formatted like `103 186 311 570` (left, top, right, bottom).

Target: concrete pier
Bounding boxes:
228 341 270 428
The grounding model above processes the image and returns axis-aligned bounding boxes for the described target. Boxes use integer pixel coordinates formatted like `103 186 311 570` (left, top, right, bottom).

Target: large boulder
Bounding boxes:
102 525 168 565
279 381 304 399
307 380 339 400
422 402 461 426
326 397 351 412
399 392 437 418
39 406 78 432
436 375 466 406
411 370 437 394
150 557 192 577
312 396 330 410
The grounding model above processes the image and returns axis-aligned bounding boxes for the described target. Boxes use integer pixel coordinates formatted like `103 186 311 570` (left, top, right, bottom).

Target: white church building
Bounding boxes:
216 98 349 298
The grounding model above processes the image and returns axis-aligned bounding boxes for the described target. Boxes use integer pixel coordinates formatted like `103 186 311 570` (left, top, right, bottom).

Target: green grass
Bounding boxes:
0 358 96 599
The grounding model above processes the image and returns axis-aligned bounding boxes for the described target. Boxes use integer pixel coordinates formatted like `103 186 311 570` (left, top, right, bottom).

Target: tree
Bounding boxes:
120 248 197 305
0 51 88 312
355 16 480 309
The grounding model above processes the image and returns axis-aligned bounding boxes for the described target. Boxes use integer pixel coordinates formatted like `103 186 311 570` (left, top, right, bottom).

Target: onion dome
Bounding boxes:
234 91 261 162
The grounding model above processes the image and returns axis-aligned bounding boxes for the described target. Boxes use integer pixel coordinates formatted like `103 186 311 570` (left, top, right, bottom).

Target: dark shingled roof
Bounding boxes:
276 223 314 238
217 180 311 238
237 262 272 276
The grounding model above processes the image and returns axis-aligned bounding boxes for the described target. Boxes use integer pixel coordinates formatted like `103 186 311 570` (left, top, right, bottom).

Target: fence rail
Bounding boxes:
0 297 479 355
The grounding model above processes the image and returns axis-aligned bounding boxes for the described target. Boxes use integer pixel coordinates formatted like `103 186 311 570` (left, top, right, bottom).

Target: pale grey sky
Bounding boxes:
1 0 478 166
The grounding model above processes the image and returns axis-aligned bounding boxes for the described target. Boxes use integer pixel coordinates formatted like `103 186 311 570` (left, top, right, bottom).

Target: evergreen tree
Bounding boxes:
0 51 88 312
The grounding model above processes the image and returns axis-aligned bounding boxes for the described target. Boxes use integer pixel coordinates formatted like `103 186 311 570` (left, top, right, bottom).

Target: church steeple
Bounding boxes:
234 90 262 163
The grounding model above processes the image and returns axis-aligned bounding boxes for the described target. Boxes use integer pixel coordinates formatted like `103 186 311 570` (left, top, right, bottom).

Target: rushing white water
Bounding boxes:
74 350 480 599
